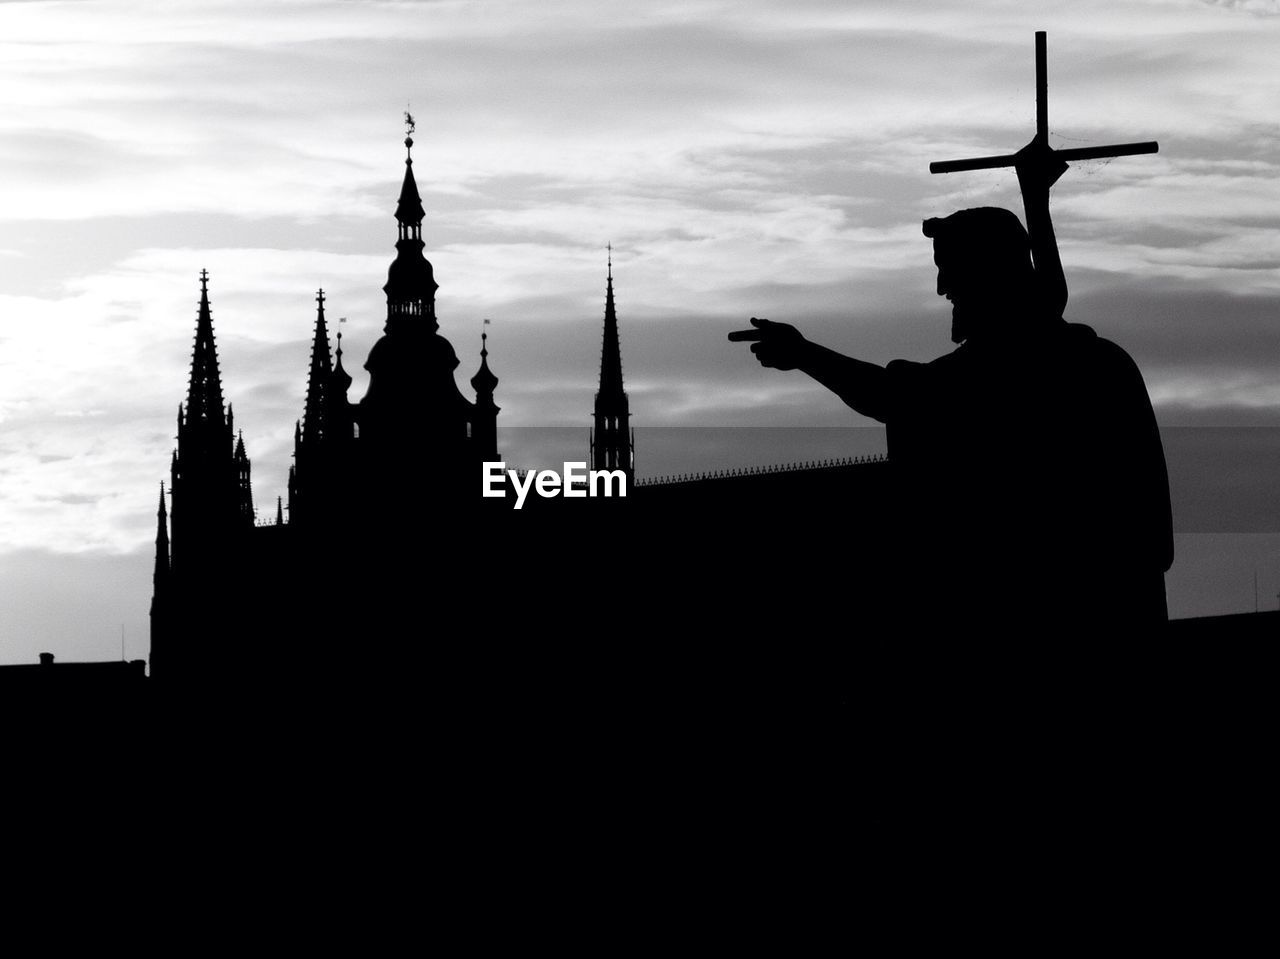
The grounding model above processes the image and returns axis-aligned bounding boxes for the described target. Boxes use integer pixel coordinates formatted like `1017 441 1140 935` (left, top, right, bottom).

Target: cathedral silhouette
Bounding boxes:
148 132 890 689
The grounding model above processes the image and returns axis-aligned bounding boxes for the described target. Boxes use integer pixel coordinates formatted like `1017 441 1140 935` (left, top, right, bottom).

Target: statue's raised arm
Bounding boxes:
1015 135 1069 319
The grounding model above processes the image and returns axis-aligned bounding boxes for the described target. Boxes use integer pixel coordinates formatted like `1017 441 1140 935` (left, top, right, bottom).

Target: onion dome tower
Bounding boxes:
357 121 474 487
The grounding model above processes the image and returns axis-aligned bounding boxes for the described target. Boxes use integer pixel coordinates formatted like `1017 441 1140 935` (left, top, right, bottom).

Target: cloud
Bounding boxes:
1199 0 1280 15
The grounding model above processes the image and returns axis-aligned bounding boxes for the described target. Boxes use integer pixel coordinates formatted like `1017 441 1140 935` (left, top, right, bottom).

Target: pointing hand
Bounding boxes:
728 317 807 370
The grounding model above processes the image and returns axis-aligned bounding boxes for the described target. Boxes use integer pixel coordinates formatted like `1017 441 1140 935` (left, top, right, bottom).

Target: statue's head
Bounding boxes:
923 207 1037 344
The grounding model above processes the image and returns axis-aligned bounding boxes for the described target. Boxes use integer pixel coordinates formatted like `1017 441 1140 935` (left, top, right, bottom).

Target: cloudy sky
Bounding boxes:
3 0 1280 663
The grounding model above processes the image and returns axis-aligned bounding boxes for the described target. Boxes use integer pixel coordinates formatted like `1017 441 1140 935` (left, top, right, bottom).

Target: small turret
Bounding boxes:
332 327 353 395
470 326 500 464
471 329 499 396
234 429 254 525
153 483 170 586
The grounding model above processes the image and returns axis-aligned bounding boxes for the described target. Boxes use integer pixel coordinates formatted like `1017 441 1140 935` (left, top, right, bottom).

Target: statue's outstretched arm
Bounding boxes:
729 318 889 421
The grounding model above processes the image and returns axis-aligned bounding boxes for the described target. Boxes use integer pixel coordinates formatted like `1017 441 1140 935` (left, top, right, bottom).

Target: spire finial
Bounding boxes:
199 268 209 294
316 288 325 310
607 242 612 280
404 108 416 159
471 317 498 395
336 317 345 359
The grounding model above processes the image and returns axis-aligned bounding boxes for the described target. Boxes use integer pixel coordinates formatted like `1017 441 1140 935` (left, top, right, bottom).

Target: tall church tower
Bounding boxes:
288 289 354 526
590 247 634 479
358 124 474 491
169 271 253 564
155 271 253 680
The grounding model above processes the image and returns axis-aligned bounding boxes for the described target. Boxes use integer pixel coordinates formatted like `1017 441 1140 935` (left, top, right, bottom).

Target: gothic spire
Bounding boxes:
234 429 254 524
302 289 333 445
186 269 226 427
598 244 624 398
153 483 169 583
591 246 633 476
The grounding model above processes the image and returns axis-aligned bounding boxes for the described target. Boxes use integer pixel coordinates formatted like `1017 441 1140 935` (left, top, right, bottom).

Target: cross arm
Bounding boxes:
930 140 1158 174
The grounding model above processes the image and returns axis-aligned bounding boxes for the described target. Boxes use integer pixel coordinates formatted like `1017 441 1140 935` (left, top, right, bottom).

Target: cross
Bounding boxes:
930 32 1158 175
316 288 325 309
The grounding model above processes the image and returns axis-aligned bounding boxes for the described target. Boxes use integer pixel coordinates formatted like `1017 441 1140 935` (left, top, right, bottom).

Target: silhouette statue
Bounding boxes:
731 137 1173 629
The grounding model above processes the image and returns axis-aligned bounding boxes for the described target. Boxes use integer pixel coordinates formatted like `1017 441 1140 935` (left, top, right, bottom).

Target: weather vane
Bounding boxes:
405 108 415 138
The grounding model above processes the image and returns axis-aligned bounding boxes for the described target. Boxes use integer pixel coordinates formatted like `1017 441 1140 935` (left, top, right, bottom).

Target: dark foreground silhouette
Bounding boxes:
3 101 1243 940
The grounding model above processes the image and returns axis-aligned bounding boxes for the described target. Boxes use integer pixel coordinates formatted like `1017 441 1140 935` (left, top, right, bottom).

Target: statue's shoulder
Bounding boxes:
1059 323 1153 414
1063 321 1138 365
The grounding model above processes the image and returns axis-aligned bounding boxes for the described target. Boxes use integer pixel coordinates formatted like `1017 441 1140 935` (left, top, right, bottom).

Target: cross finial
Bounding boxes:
199 268 209 293
316 288 325 309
